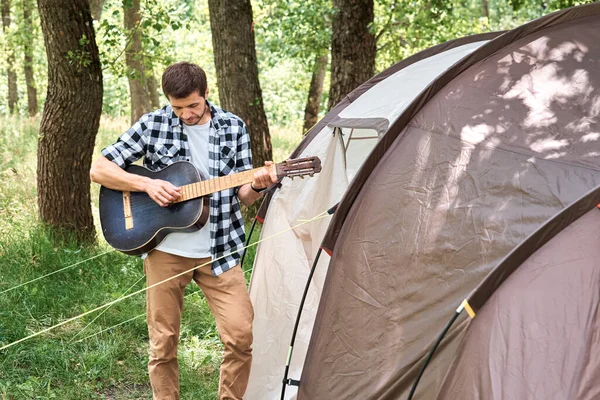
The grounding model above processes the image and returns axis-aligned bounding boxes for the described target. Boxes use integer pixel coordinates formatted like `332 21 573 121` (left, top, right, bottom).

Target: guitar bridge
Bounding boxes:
123 191 134 230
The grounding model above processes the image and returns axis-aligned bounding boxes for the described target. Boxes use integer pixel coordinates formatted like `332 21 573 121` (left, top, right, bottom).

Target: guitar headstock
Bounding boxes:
275 156 322 180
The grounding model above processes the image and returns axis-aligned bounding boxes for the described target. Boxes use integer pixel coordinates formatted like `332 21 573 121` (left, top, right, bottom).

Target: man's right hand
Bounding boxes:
91 156 182 208
143 178 182 207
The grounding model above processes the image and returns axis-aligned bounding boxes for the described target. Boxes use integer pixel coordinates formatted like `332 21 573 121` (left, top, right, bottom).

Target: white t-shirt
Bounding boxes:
155 121 212 258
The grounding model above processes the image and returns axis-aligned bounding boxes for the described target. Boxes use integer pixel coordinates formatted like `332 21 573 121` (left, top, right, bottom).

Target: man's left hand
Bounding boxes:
251 161 278 191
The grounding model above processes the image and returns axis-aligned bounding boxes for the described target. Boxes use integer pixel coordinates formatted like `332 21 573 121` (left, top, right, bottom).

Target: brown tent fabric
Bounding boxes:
299 4 600 400
321 4 600 252
467 184 600 315
438 206 600 400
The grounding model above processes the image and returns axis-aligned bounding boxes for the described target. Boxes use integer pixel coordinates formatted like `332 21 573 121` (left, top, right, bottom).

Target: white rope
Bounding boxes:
69 274 146 343
0 250 114 295
0 210 330 352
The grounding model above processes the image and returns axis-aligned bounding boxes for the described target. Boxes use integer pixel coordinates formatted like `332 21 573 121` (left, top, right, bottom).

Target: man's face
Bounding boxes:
169 91 209 126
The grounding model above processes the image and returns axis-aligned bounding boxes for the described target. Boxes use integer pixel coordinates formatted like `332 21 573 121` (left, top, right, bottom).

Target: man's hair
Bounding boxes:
161 62 208 100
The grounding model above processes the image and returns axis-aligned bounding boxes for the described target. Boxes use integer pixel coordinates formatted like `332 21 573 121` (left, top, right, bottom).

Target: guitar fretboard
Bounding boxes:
174 167 267 203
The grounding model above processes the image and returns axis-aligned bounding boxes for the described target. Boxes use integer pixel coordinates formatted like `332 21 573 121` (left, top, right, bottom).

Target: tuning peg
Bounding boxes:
300 175 305 179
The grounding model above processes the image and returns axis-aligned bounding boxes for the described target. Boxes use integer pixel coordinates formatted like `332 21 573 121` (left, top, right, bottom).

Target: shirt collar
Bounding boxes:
166 100 226 131
165 105 180 128
207 100 227 131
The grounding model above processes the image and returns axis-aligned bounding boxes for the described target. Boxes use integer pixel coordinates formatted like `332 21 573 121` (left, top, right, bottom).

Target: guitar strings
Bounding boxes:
0 250 115 295
112 154 315 212
115 199 198 213
0 209 331 352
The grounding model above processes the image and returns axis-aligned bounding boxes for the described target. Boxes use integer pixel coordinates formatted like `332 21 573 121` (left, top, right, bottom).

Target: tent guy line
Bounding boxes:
0 250 115 295
68 274 146 343
76 215 266 344
0 209 331 353
76 288 204 343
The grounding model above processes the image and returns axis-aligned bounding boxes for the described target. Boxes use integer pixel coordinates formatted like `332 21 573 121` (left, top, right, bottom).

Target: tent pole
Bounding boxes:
407 308 462 400
241 217 258 270
280 247 324 400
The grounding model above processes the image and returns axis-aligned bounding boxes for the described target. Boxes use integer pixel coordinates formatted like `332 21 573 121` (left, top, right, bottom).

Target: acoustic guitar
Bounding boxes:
99 157 322 255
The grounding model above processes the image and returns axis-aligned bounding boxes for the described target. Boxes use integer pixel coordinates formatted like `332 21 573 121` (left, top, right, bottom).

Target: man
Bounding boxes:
90 61 276 400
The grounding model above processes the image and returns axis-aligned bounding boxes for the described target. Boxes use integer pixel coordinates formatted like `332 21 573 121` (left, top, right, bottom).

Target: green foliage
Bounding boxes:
0 0 46 116
259 58 317 129
137 0 191 65
65 34 93 71
253 0 332 127
255 0 332 69
3 0 593 126
372 0 486 69
371 0 594 72
96 0 195 117
510 0 594 12
545 0 597 10
0 224 220 399
0 116 38 236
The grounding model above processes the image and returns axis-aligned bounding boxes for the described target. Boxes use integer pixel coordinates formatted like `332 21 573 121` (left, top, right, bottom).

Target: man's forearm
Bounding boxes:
237 183 263 206
236 161 278 206
90 156 182 207
89 156 149 192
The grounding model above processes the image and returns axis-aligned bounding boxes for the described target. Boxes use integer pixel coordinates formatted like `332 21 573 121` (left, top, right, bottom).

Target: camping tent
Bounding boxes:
247 3 600 399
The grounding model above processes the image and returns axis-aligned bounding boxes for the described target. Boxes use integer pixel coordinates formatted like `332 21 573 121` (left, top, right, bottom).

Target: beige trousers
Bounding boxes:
144 250 254 400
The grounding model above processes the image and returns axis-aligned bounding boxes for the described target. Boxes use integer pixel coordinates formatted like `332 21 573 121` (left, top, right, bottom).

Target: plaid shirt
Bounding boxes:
101 101 253 275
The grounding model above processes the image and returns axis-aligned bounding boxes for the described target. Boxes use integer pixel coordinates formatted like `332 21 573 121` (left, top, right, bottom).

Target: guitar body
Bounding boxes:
99 155 321 255
99 161 209 256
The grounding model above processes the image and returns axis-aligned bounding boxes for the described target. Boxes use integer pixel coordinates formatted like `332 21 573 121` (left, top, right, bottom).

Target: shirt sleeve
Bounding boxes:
101 117 149 169
235 121 253 173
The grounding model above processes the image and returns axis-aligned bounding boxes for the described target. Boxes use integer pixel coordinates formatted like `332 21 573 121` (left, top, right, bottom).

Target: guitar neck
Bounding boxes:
174 166 268 203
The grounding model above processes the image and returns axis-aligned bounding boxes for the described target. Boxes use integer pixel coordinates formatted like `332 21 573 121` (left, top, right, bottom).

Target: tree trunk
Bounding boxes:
124 0 151 124
328 0 376 111
1 0 18 114
303 51 328 135
147 71 160 109
89 0 105 21
22 0 38 117
482 0 489 19
208 0 272 168
37 0 103 244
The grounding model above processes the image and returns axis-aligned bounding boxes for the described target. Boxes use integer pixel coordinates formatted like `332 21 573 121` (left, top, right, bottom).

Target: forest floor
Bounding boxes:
0 116 300 399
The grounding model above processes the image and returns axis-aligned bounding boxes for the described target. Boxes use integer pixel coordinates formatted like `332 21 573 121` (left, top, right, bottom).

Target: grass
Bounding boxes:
0 116 299 399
